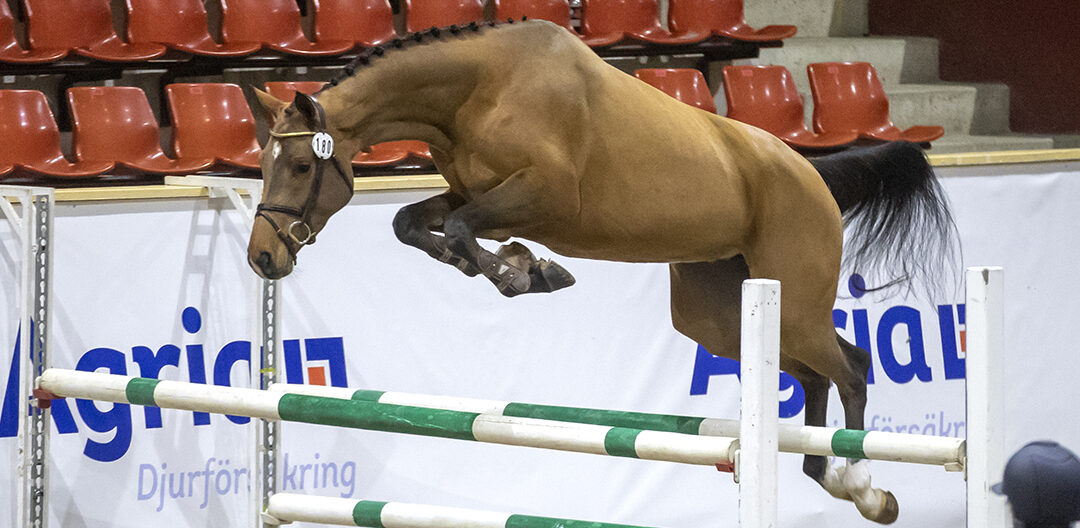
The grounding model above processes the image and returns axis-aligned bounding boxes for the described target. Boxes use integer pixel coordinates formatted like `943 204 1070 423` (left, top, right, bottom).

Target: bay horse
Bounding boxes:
247 19 956 524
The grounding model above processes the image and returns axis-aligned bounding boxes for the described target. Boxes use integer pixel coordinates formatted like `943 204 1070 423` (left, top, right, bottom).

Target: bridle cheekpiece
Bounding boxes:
256 94 353 260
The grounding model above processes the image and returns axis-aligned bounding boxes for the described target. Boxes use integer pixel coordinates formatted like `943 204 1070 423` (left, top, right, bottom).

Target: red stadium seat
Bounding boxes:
580 0 701 47
634 68 717 113
404 0 484 33
166 84 261 170
220 0 355 56
668 0 796 42
0 1 66 63
23 0 167 61
723 65 857 150
493 0 575 32
68 87 215 175
312 0 397 47
126 0 261 57
263 81 328 101
0 90 113 178
263 81 430 167
808 62 945 143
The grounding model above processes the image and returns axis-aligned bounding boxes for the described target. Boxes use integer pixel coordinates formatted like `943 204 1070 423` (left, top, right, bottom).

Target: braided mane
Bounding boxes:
316 17 528 95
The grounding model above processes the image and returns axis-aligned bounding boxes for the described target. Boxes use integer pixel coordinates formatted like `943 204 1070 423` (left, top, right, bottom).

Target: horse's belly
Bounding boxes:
516 212 747 264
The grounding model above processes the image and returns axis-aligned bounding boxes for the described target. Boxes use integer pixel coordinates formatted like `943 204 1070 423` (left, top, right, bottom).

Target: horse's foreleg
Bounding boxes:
393 191 480 276
443 168 578 297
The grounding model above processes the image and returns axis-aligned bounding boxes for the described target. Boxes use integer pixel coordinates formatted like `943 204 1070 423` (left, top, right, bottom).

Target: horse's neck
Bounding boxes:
319 44 481 153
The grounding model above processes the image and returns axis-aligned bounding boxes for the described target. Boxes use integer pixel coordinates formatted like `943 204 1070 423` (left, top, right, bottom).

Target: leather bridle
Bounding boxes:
256 97 352 261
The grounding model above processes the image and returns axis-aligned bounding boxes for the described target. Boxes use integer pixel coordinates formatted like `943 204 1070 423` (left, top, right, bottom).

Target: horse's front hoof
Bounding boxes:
537 260 576 292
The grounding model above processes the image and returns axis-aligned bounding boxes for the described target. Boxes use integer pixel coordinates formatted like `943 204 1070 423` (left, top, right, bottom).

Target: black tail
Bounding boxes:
810 141 959 297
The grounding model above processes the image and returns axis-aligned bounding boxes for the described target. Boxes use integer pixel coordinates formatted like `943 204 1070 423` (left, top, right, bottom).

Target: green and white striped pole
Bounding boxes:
271 384 965 470
264 493 658 528
36 370 738 468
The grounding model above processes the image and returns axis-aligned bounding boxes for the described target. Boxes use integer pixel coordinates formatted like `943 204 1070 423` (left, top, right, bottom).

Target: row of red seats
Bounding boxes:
0 0 794 64
0 83 431 179
636 62 945 150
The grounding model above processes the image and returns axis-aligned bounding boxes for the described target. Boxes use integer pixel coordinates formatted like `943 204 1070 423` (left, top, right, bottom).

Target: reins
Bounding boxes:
256 97 353 261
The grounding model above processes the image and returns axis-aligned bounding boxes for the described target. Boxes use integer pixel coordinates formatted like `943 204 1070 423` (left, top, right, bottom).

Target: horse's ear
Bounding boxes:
253 88 288 124
292 91 323 130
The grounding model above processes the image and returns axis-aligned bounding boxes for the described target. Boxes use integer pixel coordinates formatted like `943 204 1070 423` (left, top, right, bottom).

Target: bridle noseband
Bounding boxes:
256 97 353 261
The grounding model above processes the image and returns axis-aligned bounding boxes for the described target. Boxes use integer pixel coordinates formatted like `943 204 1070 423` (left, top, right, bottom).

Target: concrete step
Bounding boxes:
746 37 913 93
885 83 977 136
743 83 977 136
962 82 1012 134
928 134 1055 154
1053 135 1080 148
742 0 868 37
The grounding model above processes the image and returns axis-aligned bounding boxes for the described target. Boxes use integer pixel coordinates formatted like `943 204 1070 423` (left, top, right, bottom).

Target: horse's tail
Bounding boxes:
810 141 959 296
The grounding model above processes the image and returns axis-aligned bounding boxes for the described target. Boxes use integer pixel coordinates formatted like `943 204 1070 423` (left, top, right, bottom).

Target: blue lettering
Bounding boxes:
689 344 805 418
76 347 132 462
876 306 932 384
182 308 211 426
137 463 158 500
939 304 966 380
852 309 876 384
212 341 252 425
283 339 304 384
132 344 181 428
0 325 22 437
689 344 737 395
305 337 348 387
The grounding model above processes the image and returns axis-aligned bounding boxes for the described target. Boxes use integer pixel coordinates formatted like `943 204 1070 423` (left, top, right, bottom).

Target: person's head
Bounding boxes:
992 441 1080 527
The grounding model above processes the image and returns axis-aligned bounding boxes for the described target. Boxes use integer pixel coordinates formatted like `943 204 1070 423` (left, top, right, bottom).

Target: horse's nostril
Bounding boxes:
255 252 272 271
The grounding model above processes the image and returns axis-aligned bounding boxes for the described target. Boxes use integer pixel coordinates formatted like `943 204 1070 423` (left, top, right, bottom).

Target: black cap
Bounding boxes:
991 441 1080 524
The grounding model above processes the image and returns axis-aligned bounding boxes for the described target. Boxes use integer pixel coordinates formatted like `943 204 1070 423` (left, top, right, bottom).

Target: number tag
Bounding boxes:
311 132 334 160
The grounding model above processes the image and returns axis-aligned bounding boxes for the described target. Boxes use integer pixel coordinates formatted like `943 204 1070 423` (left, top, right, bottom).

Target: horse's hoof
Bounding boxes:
873 491 899 525
538 260 576 292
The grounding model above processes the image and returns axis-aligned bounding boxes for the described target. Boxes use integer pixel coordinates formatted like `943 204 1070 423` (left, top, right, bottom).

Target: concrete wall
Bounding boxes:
869 0 1080 134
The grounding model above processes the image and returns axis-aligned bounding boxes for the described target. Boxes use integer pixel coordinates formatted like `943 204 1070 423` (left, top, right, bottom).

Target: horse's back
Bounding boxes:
455 21 840 264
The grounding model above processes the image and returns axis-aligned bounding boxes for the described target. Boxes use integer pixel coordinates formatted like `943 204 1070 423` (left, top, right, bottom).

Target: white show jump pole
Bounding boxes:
965 266 1006 528
740 279 780 528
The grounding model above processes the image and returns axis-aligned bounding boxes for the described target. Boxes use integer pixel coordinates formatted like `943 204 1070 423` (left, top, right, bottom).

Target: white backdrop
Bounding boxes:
2 161 1079 528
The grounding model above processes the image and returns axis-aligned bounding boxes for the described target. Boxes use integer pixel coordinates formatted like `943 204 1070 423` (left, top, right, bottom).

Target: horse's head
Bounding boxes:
248 89 354 279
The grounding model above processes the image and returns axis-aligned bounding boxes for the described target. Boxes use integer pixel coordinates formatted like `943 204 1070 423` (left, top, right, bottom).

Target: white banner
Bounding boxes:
2 163 1079 528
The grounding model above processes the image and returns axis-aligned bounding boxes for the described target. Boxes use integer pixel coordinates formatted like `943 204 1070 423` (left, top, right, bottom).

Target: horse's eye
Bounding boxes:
296 162 312 173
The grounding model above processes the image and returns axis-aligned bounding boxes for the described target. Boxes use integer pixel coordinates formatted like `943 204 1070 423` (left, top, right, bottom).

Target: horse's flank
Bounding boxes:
313 20 838 264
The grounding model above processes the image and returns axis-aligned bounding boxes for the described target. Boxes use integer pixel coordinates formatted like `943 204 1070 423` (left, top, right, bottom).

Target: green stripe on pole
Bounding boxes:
603 428 641 458
503 403 705 435
831 429 869 459
506 514 655 528
277 394 479 441
351 390 386 402
351 500 387 527
126 378 160 406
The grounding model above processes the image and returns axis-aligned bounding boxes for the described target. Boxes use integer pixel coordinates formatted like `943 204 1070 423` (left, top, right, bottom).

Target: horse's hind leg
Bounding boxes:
443 167 578 297
746 222 897 523
393 191 481 276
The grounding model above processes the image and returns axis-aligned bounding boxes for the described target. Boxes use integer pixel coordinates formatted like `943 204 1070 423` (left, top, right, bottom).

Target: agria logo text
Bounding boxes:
0 307 347 462
689 274 967 418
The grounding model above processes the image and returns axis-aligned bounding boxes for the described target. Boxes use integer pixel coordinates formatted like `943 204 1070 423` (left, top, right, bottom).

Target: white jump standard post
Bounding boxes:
739 279 780 528
1 185 54 528
965 267 1006 528
164 175 282 528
